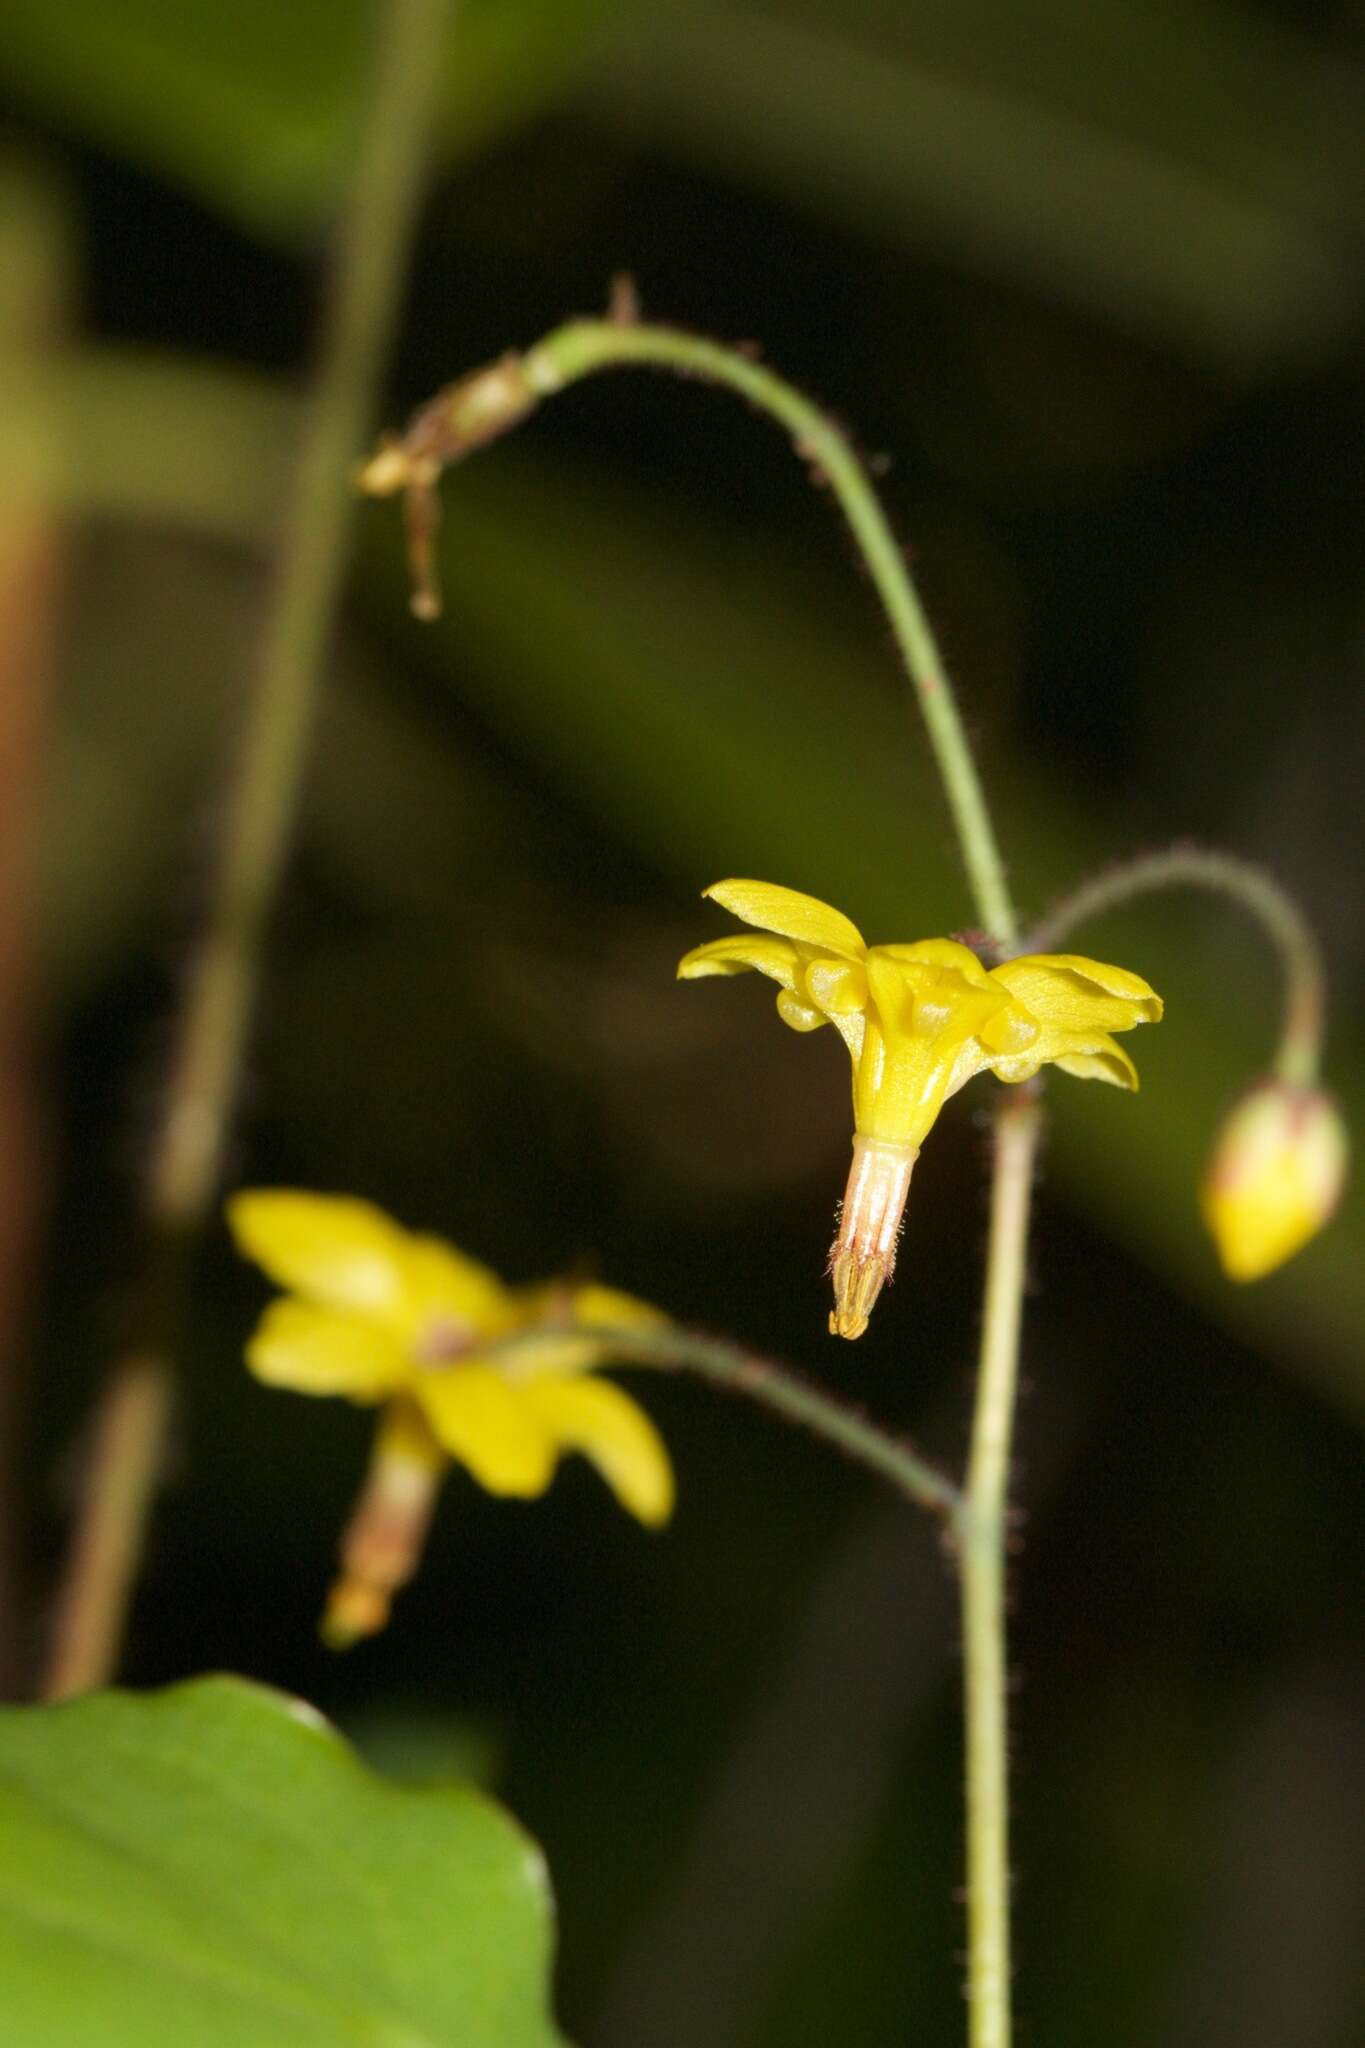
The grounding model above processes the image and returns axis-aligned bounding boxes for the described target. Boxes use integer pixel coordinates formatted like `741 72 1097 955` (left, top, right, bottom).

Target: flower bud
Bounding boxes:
1201 1081 1348 1282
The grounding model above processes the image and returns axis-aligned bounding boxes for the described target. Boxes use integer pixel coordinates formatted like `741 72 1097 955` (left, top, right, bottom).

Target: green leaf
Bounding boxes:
0 1675 566 2048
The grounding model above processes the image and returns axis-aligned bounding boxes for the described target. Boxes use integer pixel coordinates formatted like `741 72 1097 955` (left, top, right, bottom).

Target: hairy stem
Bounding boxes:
41 0 450 1700
504 1323 960 1519
955 1090 1041 2048
362 291 1045 2048
364 312 1018 943
1031 843 1325 1085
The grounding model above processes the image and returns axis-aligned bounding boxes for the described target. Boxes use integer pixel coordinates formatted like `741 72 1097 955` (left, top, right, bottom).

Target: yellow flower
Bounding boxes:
678 881 1162 1338
1201 1081 1348 1281
228 1191 674 1641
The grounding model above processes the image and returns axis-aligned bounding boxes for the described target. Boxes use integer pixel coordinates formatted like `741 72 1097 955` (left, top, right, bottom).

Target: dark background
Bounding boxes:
2 1 1363 2043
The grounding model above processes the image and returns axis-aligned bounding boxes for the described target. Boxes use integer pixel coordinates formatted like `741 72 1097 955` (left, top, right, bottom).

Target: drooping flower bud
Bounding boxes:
1201 1081 1348 1282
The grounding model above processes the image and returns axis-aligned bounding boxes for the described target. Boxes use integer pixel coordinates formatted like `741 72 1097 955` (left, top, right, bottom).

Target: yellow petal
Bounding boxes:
1050 1041 1140 1088
679 936 863 1042
227 1190 413 1317
416 1365 557 1496
681 910 872 1061
676 934 803 986
702 880 865 956
976 1005 1041 1058
781 967 868 1053
855 953 1007 1145
520 1375 675 1526
395 1235 517 1346
243 1298 407 1400
984 1028 1139 1089
802 957 868 1015
776 988 829 1032
873 937 996 989
991 955 1162 1032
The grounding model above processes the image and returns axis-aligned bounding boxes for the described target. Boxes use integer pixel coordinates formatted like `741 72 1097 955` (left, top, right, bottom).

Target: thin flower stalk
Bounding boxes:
954 1090 1041 2048
504 1322 962 1521
1032 843 1323 1085
1033 844 1346 1280
358 308 1019 944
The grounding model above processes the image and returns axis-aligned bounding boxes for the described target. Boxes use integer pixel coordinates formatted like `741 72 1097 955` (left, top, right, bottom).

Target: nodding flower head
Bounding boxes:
679 881 1162 1339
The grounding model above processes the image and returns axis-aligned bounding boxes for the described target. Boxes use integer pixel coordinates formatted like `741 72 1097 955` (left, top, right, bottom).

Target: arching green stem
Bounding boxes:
1032 843 1325 1085
501 1322 960 1520
361 312 1018 944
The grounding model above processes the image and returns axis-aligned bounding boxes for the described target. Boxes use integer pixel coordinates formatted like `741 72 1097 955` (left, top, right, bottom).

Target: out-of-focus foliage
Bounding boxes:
0 1677 565 2046
0 0 643 239
589 2 1365 367
6 0 1362 365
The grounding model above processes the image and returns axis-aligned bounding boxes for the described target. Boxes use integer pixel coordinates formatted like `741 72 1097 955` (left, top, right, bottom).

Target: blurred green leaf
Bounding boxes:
583 0 1365 365
0 1675 565 2047
0 0 642 241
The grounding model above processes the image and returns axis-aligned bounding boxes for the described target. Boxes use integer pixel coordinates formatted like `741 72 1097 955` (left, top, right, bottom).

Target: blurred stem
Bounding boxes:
507 1323 960 1519
0 159 68 1694
41 0 450 1700
1033 844 1325 1085
954 1089 1040 2048
365 314 1018 942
